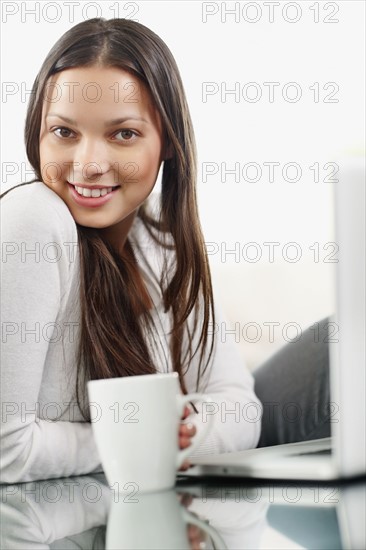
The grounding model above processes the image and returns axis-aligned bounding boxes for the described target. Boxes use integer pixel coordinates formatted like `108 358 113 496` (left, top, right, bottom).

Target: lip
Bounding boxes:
70 183 118 189
68 182 120 208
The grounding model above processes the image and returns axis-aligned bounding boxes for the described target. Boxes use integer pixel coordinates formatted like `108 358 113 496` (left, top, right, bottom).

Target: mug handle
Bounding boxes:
181 508 228 549
176 393 215 470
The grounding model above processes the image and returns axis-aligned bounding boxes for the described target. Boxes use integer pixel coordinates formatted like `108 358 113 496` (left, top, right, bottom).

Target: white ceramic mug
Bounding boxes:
87 372 214 493
106 489 227 550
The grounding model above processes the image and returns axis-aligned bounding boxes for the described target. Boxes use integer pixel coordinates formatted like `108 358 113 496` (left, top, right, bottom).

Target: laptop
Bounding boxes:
184 155 365 481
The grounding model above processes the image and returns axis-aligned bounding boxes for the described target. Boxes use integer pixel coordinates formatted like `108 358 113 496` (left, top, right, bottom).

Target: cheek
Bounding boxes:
39 140 67 183
121 142 161 184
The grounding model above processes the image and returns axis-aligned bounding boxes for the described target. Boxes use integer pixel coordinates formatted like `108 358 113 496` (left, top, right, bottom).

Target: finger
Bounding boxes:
181 405 192 420
187 524 202 543
179 436 192 449
179 422 196 437
179 459 191 471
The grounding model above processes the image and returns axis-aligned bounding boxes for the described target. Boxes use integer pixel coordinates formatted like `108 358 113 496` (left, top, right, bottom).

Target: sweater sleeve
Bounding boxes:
0 184 102 483
183 298 262 457
129 213 262 456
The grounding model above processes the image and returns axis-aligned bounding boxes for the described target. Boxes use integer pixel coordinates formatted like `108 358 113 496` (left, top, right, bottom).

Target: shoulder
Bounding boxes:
1 181 77 244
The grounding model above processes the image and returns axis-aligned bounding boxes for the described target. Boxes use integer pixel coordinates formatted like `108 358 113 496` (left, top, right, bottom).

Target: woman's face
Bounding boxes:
39 66 164 248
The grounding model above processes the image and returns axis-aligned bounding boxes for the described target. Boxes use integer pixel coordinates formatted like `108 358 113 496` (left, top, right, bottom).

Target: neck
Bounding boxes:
99 210 137 255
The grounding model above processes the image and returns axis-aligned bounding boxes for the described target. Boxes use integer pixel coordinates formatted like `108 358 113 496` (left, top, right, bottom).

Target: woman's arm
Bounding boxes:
1 183 102 483
129 213 262 456
183 299 262 457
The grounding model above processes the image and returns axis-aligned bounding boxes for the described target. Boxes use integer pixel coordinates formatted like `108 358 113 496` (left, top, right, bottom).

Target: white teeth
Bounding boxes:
74 185 115 198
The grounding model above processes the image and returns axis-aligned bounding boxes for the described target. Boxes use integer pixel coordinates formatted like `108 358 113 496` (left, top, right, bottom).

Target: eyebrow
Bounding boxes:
46 114 148 126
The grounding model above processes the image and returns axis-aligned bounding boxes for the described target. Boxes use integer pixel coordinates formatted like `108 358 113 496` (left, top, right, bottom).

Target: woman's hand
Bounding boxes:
178 405 197 471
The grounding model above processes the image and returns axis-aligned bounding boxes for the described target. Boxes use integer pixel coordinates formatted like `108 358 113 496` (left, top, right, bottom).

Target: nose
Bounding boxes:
73 138 111 181
82 161 110 181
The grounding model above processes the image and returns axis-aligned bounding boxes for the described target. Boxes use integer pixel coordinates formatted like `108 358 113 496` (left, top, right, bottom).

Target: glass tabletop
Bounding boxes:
1 472 365 549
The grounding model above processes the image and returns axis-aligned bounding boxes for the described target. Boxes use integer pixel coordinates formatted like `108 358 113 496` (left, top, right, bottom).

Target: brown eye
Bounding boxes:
53 127 74 139
121 130 133 139
114 129 137 142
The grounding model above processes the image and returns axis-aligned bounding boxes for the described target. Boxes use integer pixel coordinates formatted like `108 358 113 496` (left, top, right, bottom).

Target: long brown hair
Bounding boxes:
1 18 215 420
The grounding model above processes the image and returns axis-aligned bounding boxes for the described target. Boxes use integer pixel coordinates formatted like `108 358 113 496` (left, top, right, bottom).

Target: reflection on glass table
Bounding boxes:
0 473 365 549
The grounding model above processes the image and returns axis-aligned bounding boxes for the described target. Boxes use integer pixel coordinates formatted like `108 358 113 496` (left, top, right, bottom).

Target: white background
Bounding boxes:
1 1 365 368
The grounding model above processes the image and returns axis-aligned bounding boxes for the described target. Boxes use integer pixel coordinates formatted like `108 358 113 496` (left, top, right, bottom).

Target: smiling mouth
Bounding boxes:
69 183 120 198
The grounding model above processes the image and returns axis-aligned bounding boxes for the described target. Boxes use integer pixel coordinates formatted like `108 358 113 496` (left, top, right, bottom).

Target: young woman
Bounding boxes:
1 18 261 483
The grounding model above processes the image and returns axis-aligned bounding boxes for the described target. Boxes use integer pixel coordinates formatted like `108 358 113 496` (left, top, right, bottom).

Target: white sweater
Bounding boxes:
1 181 261 483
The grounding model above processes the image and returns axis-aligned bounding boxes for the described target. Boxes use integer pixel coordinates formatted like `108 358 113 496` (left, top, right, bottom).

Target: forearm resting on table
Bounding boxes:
1 418 103 484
